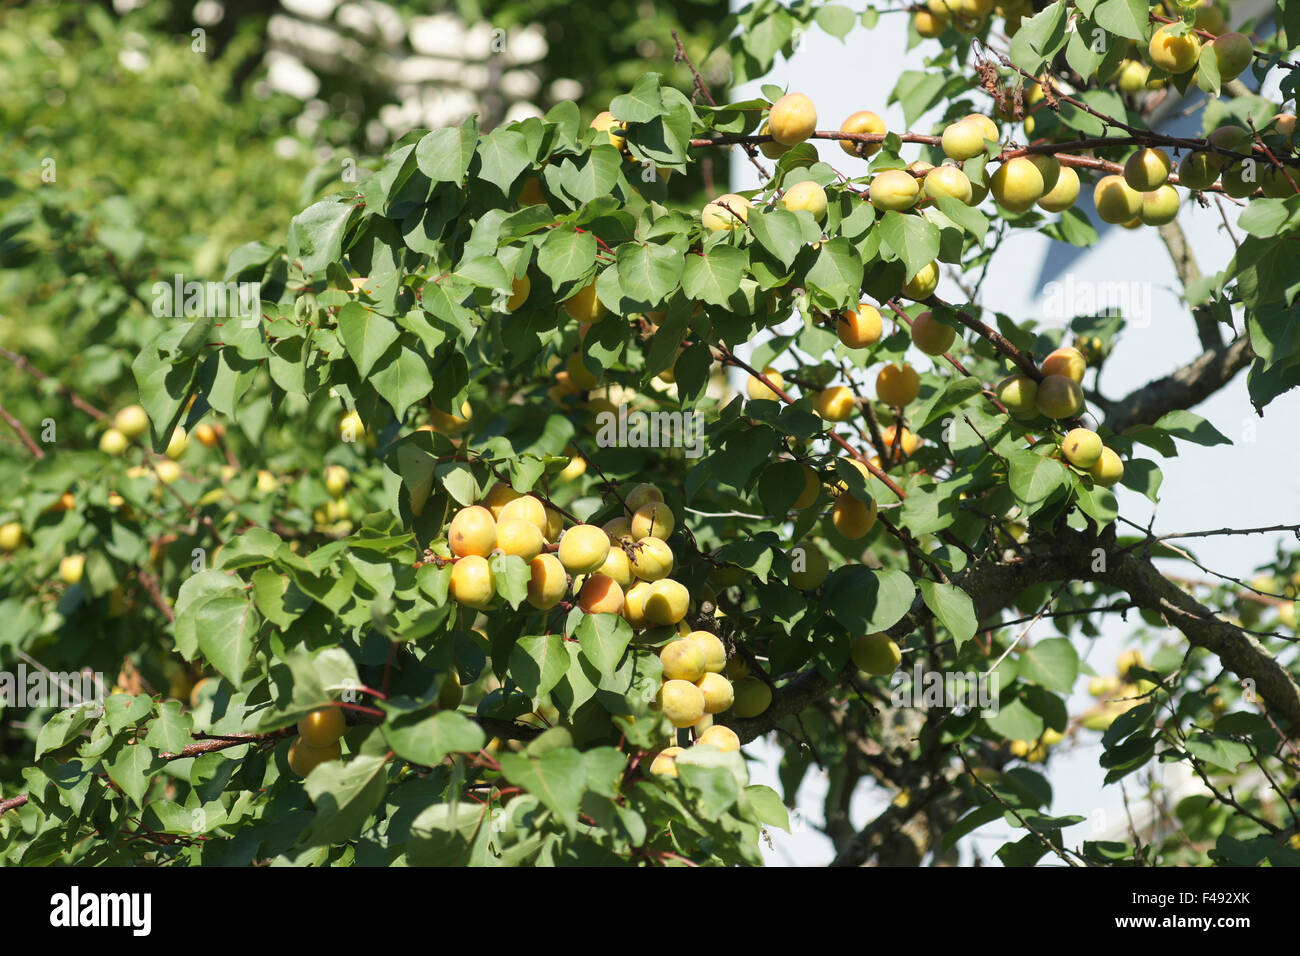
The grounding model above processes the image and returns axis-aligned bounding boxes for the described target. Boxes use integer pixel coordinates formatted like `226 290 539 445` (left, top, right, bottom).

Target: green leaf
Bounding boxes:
805 236 864 307
919 580 977 650
384 710 486 767
509 634 570 700
1185 733 1251 773
336 301 399 379
147 701 193 756
1008 0 1068 74
1016 638 1079 693
879 211 940 279
498 749 587 832
814 3 857 37
35 705 97 759
610 73 667 123
1152 409 1231 447
192 590 260 683
302 753 390 846
416 119 478 183
682 244 746 305
1007 448 1068 505
747 207 803 268
288 198 355 276
576 613 633 676
985 698 1044 741
371 343 435 419
739 784 790 831
824 567 917 634
538 226 596 286
1093 0 1149 41
475 128 531 193
103 737 164 808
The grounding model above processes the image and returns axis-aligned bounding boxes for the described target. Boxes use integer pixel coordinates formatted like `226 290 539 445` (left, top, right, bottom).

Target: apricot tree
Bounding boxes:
3 0 1300 867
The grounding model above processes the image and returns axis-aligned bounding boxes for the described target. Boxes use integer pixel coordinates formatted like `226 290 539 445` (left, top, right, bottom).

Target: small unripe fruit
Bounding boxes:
837 303 878 348
901 261 939 300
910 311 956 355
852 633 902 675
876 362 920 406
839 109 887 157
0 522 23 552
629 536 674 581
164 427 188 459
1089 446 1124 487
814 385 857 422
1093 174 1142 224
696 672 734 714
781 180 828 220
661 640 707 682
505 273 531 312
438 670 464 710
702 193 753 231
449 555 495 608
1041 346 1087 383
527 553 568 609
1261 165 1298 198
496 518 545 560
747 367 785 401
643 579 690 626
1177 151 1218 190
1139 185 1180 226
564 282 606 323
631 501 674 540
687 631 727 674
833 495 878 539
558 524 611 574
624 482 664 514
788 542 830 590
298 707 346 747
1123 148 1171 191
1220 160 1259 199
1062 428 1103 468
449 505 497 558
768 92 818 145
1116 59 1153 93
659 679 706 727
113 404 149 440
1205 32 1253 83
870 169 920 211
990 156 1044 213
1148 24 1200 74
924 164 974 204
1193 0 1226 34
1035 375 1083 419
289 738 342 776
1038 166 1080 212
59 554 86 584
941 118 989 160
155 460 182 484
338 410 366 443
324 465 349 497
578 573 625 615
99 428 128 456
732 678 773 718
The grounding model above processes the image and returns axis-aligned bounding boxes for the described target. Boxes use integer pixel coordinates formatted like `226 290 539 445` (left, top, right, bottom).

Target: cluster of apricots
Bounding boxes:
1080 649 1154 732
288 707 347 777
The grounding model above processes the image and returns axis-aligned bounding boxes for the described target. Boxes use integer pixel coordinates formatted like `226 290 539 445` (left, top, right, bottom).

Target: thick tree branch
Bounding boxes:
1104 336 1254 433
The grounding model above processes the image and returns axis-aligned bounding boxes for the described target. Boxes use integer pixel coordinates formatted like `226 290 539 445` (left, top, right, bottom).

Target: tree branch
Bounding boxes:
1103 336 1253 432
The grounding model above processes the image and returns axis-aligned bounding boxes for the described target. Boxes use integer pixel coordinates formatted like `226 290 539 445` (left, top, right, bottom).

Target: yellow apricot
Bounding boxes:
814 385 857 422
288 738 342 776
1123 148 1171 191
449 555 495 608
1148 24 1200 74
527 553 568 609
1061 427 1103 468
660 679 706 728
113 404 149 440
623 580 652 627
793 465 821 510
747 367 785 401
578 573 625 615
697 724 741 752
781 180 829 220
697 672 734 714
702 193 753 231
1035 375 1083 419
1041 346 1086 383
1093 174 1142 224
449 505 497 557
650 746 684 777
870 169 920 211
631 501 675 540
496 518 544 560
298 707 346 747
686 631 727 674
732 678 773 718
624 482 664 514
901 261 939 300
990 156 1044 213
910 310 956 355
564 282 607 323
851 633 901 674
1089 446 1124 487
839 110 887 157
876 362 920 406
482 482 521 519
558 524 611 574
768 92 818 145
838 303 883 348
661 640 707 682
788 542 830 590
1037 165 1080 212
643 579 690 626
833 495 878 539
597 545 633 588
924 164 974 204
498 494 548 535
629 536 674 581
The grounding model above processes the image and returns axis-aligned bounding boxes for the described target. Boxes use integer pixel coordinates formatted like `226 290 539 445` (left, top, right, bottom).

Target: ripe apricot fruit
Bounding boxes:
1139 185 1180 226
113 404 149 440
747 367 784 401
781 180 828 220
687 631 727 673
876 362 920 406
660 679 706 727
59 554 86 584
768 92 818 145
630 536 674 581
911 311 956 355
990 156 1044 212
289 738 342 776
833 495 878 539
643 579 690 626
99 428 128 455
449 505 497 557
924 164 974 204
661 639 707 682
0 522 24 551
564 282 606 323
880 425 921 457
527 553 568 609
1062 428 1103 468
483 482 521 519
590 110 626 150
870 169 920 211
496 518 544 560
1041 346 1087 383
1148 24 1200 74
1123 148 1171 191
558 524 610 574
597 546 633 588
901 261 939 300
757 120 790 159
579 573 625 615
624 482 664 514
1089 446 1124 486
697 672 734 713
623 580 651 627
506 274 531 312
814 385 857 421
851 633 902 675
631 501 675 540
1037 166 1080 212
298 707 346 747
1094 174 1143 224
450 555 495 608
941 117 989 160
649 746 684 776
702 193 753 231
839 109 886 157
498 494 548 534
793 465 821 510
